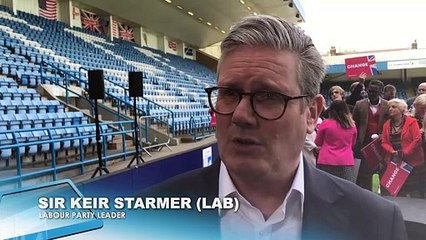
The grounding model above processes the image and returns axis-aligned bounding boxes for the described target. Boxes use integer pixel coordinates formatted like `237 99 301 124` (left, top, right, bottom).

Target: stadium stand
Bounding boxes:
0 7 215 138
0 4 218 186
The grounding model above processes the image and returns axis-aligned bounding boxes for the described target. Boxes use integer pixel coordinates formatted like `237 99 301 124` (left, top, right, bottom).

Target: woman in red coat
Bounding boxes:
382 99 424 167
381 99 425 196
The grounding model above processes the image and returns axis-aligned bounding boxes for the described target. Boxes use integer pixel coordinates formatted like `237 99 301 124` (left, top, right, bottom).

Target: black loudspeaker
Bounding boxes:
128 72 144 97
88 70 105 100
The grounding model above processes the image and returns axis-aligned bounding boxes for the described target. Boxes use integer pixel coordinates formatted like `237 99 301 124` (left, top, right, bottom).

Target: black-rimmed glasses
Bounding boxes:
205 86 308 120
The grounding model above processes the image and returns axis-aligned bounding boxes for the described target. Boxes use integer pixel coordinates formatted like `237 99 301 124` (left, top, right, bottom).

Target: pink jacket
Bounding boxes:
209 110 216 127
315 119 357 166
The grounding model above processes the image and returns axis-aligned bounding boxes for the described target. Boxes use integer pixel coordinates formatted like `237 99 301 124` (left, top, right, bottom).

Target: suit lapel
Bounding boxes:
302 161 350 240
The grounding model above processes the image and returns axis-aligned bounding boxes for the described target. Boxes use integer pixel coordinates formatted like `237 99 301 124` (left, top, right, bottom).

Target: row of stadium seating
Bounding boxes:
0 123 112 161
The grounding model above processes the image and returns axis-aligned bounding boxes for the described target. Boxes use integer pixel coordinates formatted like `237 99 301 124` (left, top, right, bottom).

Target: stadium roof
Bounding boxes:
74 0 305 48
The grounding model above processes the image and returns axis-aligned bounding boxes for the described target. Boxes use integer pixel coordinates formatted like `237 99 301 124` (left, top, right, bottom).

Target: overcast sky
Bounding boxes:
298 0 426 54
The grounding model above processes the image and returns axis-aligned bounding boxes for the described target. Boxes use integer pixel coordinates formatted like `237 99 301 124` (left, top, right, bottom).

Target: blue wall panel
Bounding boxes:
76 143 219 197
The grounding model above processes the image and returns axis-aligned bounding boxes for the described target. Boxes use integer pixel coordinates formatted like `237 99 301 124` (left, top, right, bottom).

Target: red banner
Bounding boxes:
345 55 378 79
380 161 413 196
360 137 386 171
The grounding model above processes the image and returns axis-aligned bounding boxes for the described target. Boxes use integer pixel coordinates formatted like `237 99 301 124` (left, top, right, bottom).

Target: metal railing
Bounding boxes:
138 115 172 157
0 121 134 188
189 116 215 141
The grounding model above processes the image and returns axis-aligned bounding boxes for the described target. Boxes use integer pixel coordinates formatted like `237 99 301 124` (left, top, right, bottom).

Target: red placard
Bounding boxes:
345 55 378 79
360 137 386 171
380 161 413 196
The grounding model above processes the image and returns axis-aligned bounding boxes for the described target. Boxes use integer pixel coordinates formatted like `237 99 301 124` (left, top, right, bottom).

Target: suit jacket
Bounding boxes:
406 96 416 110
352 98 389 151
140 159 407 240
381 116 425 167
346 82 365 107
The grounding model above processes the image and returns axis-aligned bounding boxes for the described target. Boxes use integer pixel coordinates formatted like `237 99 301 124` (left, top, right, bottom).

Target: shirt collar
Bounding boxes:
368 97 382 106
218 153 305 215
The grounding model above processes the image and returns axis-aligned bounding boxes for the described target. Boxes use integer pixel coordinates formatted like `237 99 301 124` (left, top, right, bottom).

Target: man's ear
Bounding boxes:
306 94 324 134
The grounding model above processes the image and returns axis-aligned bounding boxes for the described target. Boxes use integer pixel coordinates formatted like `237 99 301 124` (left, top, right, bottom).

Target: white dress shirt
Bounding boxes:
219 154 305 240
369 97 382 114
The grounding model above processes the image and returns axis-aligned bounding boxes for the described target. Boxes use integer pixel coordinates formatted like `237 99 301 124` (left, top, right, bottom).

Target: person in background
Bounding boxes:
208 108 217 128
321 85 346 119
141 15 407 240
412 94 426 128
346 77 366 107
303 95 325 166
406 82 426 110
408 95 426 196
381 99 425 195
352 79 389 191
383 84 396 101
329 85 345 101
315 100 357 182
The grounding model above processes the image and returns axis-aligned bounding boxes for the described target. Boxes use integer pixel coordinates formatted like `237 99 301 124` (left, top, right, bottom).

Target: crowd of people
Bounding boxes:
307 78 426 197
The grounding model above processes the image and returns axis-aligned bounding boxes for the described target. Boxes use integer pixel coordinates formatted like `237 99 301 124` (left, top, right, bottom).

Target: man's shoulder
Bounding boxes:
407 96 416 103
354 99 368 107
311 166 397 212
306 167 406 239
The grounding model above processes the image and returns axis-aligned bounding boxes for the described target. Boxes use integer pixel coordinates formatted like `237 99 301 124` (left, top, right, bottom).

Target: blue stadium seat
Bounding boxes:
38 113 53 128
15 113 32 129
18 131 38 156
0 133 13 160
32 130 49 153
27 113 43 128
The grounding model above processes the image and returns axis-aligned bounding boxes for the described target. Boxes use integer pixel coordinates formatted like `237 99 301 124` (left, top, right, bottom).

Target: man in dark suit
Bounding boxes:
352 80 389 191
141 15 406 240
406 82 426 110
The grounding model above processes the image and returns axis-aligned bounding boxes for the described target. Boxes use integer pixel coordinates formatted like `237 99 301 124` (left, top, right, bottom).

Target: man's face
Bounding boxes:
383 90 395 101
216 46 319 181
367 84 381 103
330 90 343 101
418 84 426 96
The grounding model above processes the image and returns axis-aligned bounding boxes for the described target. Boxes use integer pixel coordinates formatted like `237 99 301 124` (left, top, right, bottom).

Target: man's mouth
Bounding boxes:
232 137 260 145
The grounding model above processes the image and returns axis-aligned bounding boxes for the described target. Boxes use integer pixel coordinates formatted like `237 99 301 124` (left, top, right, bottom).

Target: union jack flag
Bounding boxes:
119 23 134 42
400 161 413 173
368 55 378 75
39 0 56 20
168 40 177 52
80 10 108 34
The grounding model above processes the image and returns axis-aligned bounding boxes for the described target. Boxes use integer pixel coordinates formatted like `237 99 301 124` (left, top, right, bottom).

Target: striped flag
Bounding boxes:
39 0 57 20
112 20 119 38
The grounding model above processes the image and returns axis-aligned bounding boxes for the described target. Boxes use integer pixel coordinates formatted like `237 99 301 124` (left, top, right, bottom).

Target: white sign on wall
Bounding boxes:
202 147 213 167
387 59 426 70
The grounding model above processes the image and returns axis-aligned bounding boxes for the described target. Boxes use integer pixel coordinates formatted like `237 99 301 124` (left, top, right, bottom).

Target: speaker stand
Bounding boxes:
128 97 145 167
91 99 110 178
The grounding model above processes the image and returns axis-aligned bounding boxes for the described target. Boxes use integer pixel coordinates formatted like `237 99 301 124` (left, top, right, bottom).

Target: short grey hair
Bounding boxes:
218 15 326 97
388 98 408 114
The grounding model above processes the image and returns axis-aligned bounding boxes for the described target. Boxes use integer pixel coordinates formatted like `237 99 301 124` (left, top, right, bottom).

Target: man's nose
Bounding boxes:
231 96 257 126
